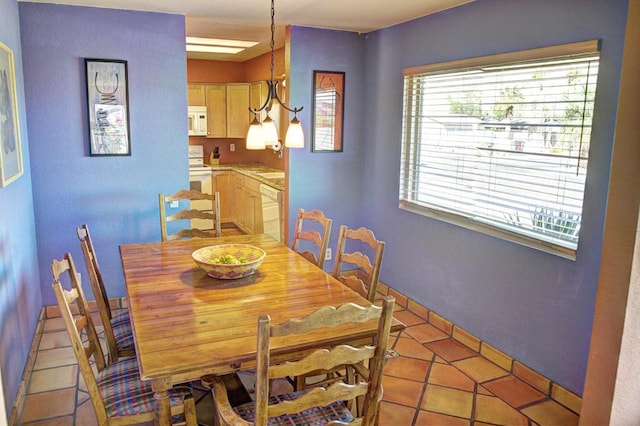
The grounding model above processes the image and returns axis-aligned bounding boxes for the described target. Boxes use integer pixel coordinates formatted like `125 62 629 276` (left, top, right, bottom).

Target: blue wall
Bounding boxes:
287 27 365 268
289 0 627 394
19 4 189 306
0 0 41 415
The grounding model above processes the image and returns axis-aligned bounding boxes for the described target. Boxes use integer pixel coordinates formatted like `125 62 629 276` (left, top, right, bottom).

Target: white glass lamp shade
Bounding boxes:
285 116 304 148
262 115 279 145
246 116 266 150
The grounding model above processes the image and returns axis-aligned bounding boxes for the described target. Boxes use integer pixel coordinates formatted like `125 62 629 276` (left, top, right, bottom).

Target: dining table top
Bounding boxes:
119 233 403 385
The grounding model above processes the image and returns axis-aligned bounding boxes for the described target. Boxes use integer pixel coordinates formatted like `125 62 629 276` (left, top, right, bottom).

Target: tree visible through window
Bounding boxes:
399 41 600 259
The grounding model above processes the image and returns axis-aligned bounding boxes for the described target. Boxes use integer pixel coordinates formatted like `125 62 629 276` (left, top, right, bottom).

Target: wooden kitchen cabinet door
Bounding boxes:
187 84 206 106
230 172 244 228
226 84 250 138
243 176 264 234
212 171 231 223
206 84 227 138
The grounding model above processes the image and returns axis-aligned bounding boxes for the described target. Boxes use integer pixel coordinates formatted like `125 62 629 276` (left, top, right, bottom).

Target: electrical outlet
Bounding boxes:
170 201 179 208
325 248 332 261
230 143 236 152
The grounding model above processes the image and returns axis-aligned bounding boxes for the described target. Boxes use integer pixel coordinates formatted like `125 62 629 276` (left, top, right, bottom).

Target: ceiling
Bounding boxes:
20 0 474 61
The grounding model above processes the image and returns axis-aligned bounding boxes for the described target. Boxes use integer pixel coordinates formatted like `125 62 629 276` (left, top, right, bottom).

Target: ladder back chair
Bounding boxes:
202 296 395 426
291 208 333 268
51 253 197 425
332 226 386 302
76 224 134 364
159 189 222 241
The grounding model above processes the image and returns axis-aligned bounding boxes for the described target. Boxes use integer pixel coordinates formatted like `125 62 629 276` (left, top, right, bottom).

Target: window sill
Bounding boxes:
399 201 577 261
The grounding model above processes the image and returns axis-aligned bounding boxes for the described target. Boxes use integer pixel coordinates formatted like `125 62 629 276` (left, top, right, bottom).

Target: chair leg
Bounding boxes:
184 394 197 426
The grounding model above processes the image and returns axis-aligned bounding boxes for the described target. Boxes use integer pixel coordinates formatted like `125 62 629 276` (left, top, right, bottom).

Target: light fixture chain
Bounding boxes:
270 0 275 83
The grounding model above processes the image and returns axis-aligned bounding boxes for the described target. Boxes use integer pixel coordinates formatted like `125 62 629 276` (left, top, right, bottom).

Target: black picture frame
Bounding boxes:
311 70 345 152
84 59 130 156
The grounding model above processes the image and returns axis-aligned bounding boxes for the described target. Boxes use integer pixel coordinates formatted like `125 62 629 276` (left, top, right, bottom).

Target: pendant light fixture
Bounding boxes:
246 0 304 150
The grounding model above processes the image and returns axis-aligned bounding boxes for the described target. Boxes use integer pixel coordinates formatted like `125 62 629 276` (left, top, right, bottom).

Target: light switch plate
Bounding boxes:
230 143 236 152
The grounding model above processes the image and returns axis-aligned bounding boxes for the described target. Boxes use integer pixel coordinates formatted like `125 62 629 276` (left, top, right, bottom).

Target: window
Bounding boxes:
400 41 600 259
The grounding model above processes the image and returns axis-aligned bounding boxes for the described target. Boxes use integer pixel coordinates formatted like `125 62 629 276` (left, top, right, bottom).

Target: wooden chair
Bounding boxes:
201 296 395 426
159 189 222 241
76 224 135 364
51 253 197 425
332 225 386 302
291 208 333 268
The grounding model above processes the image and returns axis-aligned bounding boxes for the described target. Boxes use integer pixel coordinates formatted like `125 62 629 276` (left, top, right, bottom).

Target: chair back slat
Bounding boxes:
268 382 369 418
336 275 369 302
271 302 382 337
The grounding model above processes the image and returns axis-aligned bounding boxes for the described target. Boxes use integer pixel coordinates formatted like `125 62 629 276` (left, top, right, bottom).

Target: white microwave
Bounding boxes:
188 106 208 136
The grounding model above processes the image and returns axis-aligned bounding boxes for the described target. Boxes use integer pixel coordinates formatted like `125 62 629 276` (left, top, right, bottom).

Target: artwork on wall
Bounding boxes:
0 42 24 187
312 70 345 153
84 59 130 156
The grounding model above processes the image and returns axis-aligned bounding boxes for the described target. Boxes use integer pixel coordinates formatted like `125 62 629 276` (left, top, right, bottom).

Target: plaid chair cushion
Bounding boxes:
98 356 190 417
110 311 135 351
233 390 353 425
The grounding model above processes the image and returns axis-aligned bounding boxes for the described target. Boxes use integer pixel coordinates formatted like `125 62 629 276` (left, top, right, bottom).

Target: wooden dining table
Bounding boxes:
119 233 404 425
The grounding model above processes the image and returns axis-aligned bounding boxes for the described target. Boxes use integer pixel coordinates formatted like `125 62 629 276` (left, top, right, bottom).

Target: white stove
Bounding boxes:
188 145 212 174
188 145 214 230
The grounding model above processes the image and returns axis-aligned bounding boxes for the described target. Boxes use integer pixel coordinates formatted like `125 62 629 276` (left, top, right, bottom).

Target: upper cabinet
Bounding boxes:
226 84 251 138
188 83 250 138
205 84 227 138
187 84 206 106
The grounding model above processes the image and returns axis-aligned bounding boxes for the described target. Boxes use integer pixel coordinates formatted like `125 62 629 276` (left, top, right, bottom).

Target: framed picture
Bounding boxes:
312 71 345 152
0 42 23 187
84 59 130 156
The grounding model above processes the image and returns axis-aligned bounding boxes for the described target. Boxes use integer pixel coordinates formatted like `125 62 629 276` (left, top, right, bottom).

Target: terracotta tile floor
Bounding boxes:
16 306 580 425
15 227 580 425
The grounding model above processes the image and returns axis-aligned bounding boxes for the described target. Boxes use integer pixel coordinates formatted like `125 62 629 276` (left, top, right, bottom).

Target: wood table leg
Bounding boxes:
152 376 172 426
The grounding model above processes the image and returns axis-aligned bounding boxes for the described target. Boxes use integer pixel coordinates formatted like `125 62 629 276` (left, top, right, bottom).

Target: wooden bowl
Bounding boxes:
192 244 266 279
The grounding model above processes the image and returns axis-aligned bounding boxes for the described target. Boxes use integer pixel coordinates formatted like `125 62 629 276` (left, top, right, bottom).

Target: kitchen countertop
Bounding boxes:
207 163 285 191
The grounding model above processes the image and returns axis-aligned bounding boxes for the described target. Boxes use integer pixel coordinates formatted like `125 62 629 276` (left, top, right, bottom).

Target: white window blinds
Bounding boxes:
400 41 600 259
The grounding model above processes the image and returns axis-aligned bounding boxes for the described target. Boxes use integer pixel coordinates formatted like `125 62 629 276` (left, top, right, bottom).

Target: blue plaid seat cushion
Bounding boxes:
233 390 354 425
111 311 135 351
98 356 190 417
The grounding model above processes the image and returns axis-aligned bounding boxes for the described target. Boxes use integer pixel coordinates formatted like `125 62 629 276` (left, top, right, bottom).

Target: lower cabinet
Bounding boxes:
243 177 263 235
230 172 264 234
211 171 231 223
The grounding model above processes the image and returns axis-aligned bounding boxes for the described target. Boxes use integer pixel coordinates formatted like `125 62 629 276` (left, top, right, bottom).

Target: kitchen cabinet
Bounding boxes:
230 172 263 234
226 84 251 138
187 84 206 106
188 83 251 138
243 176 263 235
205 84 227 138
250 81 268 113
211 171 231 223
231 172 244 225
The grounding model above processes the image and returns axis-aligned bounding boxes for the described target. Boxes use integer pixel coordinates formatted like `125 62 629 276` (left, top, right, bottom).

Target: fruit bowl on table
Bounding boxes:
192 244 266 279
